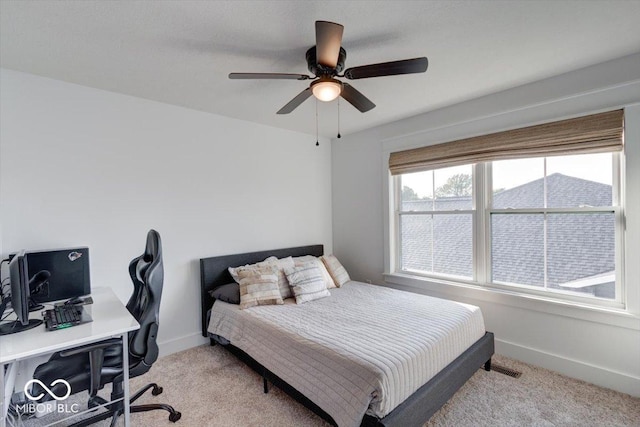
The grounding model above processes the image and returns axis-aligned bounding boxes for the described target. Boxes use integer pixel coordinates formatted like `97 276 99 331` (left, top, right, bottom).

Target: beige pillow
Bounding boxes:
237 265 283 310
229 256 294 298
321 254 351 287
293 255 336 289
283 262 331 304
262 256 295 299
228 262 259 283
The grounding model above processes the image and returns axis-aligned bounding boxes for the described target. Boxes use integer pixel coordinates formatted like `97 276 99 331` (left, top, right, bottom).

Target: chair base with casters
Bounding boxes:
34 337 181 427
71 380 181 427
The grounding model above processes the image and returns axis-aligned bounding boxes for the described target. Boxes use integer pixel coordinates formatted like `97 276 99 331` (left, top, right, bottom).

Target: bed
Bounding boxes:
199 245 494 427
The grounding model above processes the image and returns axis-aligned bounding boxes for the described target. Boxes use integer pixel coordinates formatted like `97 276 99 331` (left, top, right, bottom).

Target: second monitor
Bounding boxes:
0 250 43 335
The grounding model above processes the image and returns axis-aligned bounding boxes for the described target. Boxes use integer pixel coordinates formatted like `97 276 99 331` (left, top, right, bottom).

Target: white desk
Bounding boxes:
0 287 139 427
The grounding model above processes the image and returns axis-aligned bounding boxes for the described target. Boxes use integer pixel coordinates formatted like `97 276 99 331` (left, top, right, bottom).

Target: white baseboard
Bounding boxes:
496 338 640 397
158 332 208 358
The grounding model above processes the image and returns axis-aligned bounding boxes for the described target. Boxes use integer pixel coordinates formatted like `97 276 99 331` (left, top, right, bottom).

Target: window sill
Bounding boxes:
383 272 640 331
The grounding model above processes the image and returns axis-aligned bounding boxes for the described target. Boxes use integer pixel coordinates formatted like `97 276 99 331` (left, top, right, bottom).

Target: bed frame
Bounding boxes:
200 245 494 427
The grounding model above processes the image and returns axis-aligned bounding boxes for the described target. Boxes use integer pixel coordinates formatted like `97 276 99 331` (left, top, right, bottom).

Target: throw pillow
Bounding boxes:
321 254 351 287
208 282 240 304
284 262 331 304
237 265 283 310
293 255 336 289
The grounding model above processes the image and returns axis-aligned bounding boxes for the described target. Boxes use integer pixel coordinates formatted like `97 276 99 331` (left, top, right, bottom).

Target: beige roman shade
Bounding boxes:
389 109 624 175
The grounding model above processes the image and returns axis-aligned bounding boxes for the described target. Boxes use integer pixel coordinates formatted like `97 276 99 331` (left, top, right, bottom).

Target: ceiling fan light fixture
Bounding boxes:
311 78 342 102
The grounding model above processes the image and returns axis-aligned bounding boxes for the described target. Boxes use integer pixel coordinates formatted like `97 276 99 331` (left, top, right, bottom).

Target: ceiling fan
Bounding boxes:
229 21 429 115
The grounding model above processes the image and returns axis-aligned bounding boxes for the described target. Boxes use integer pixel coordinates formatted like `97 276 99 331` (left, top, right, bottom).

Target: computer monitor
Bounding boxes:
26 247 91 303
0 251 44 335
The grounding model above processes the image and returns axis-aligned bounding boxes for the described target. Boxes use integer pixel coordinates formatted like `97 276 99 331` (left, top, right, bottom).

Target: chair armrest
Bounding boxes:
58 338 122 357
59 337 123 398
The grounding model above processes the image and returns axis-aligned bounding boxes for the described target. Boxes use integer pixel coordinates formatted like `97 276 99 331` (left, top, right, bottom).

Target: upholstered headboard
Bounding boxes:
199 244 324 337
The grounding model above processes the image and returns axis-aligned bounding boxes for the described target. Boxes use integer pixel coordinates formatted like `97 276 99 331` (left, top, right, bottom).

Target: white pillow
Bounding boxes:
321 254 351 287
283 262 331 304
292 255 336 289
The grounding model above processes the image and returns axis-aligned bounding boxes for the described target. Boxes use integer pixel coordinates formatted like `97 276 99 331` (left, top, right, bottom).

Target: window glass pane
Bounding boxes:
546 153 613 208
433 214 472 278
400 170 433 210
400 215 432 272
492 158 544 209
400 165 473 211
400 171 433 211
547 213 615 299
400 214 473 279
491 214 544 286
434 165 473 210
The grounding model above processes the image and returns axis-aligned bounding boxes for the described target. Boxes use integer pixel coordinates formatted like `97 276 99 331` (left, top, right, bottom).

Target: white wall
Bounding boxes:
332 53 640 396
0 69 333 355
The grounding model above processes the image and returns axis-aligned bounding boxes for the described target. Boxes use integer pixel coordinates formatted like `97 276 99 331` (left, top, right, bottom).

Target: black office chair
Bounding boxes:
32 229 181 426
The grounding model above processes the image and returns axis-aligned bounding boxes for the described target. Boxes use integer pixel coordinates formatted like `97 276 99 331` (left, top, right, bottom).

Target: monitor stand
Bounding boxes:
0 318 43 336
28 298 44 312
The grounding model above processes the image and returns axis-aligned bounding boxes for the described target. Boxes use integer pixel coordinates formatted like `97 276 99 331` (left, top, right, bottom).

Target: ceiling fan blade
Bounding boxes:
315 21 344 68
340 83 375 113
277 88 313 114
344 57 428 80
229 73 311 80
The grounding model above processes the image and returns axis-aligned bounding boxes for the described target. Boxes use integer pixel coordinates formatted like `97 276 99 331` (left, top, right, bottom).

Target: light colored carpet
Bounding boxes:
18 344 640 426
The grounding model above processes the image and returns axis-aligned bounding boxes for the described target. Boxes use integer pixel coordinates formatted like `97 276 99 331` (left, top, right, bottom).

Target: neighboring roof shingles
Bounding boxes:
401 174 614 295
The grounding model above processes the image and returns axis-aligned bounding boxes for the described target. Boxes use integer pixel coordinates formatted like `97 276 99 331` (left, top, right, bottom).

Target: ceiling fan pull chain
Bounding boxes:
337 97 341 139
315 98 320 146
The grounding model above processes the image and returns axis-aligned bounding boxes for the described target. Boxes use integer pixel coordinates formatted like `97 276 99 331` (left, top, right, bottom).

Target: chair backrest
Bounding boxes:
126 229 163 366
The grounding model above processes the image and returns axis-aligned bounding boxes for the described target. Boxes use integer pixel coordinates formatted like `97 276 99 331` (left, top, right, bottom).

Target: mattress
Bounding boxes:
208 281 485 427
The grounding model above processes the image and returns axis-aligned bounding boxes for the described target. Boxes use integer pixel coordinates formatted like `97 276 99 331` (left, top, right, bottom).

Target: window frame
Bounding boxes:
392 153 625 309
396 166 476 281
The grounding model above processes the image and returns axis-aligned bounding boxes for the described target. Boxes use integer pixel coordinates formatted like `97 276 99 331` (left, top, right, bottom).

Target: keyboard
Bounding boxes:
43 305 92 331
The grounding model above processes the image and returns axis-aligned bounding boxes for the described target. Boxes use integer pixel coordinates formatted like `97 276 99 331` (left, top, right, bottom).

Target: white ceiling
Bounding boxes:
2 0 640 138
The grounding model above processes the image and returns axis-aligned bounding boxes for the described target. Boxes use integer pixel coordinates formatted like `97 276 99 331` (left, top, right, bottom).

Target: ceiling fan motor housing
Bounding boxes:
306 46 347 76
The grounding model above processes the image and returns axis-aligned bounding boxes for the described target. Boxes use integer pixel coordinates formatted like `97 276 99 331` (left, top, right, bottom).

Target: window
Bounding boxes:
389 110 625 307
398 165 474 280
489 153 619 300
394 153 622 304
